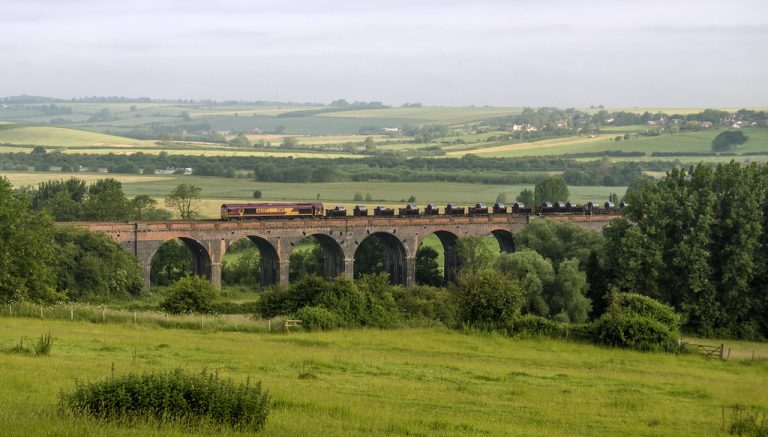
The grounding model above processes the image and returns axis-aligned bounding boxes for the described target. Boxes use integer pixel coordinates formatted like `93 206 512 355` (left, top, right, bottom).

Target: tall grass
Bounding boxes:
1 302 279 334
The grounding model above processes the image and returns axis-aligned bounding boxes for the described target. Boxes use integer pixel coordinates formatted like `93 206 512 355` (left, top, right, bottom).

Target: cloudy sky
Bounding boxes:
2 0 767 107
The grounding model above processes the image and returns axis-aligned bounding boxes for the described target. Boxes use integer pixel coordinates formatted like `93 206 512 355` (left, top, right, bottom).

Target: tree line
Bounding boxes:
1 151 657 187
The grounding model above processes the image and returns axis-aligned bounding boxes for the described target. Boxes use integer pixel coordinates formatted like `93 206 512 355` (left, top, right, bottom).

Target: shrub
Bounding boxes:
294 306 341 331
161 276 218 314
392 285 459 327
506 314 561 337
356 273 400 328
611 292 681 328
593 313 677 350
59 368 270 432
256 287 294 317
592 292 681 350
456 269 524 327
314 277 366 327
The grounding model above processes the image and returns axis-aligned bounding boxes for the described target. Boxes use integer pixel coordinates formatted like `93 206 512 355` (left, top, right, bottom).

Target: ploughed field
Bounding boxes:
1 317 766 436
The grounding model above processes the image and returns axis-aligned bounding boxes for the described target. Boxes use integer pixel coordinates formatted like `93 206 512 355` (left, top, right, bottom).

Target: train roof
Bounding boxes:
221 202 323 208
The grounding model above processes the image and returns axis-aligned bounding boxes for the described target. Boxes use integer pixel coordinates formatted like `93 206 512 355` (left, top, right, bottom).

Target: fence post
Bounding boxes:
40 306 43 319
70 308 74 321
134 312 137 324
200 315 204 329
102 309 106 323
268 319 271 332
719 344 724 360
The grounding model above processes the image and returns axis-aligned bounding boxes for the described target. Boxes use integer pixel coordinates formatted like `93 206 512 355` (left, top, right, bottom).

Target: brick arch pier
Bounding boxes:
75 214 617 290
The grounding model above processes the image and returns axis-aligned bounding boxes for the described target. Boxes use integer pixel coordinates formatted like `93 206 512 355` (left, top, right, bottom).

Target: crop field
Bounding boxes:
0 317 766 436
458 128 768 158
317 106 523 123
0 125 154 147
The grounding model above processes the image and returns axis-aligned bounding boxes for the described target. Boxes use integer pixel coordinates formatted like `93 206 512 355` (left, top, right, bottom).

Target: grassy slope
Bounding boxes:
452 128 768 158
0 126 154 147
0 318 765 436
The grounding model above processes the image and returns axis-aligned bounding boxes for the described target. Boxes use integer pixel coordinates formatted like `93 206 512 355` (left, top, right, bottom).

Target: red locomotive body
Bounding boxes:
220 202 324 220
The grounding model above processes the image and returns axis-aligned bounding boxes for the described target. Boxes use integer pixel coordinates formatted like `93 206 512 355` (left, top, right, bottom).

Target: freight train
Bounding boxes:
220 201 625 221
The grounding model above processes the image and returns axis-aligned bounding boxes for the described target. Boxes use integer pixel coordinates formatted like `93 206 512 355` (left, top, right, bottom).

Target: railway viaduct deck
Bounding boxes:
75 214 619 290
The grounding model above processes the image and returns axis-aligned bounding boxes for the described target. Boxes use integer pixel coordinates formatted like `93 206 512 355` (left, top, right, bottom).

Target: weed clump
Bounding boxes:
5 332 53 356
729 406 768 436
59 368 270 432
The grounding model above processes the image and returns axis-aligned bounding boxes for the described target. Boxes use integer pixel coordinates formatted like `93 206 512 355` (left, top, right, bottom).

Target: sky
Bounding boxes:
2 0 767 107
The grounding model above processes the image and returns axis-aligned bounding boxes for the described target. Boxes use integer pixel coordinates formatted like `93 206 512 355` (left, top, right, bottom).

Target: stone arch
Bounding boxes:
354 231 408 285
421 229 460 283
288 233 345 280
149 236 212 286
234 235 280 287
490 228 515 253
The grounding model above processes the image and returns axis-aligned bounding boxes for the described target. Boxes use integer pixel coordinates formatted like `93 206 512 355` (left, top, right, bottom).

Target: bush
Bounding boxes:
592 292 681 350
456 269 524 327
161 276 218 314
506 314 561 337
59 368 270 432
314 277 366 327
392 285 459 327
356 273 400 328
612 292 681 328
256 287 294 318
592 313 678 350
294 306 341 331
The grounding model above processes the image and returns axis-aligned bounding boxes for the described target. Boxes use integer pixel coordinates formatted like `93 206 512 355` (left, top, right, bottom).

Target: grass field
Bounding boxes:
455 128 768 158
0 125 154 147
1 172 624 218
0 317 766 436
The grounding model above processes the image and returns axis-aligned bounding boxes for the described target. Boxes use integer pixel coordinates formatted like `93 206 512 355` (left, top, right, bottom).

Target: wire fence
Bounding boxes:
2 302 286 334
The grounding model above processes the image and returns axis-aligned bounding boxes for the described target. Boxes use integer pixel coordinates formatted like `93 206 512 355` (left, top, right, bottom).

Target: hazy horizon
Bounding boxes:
3 0 767 107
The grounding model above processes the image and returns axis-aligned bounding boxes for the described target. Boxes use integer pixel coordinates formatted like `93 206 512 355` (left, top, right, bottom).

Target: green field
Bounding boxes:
1 317 766 436
0 125 154 147
2 172 624 218
458 128 768 158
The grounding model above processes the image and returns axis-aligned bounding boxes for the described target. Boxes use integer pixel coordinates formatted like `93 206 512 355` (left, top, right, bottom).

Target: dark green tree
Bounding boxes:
82 178 130 221
495 249 554 316
711 130 748 152
534 176 569 205
515 188 534 207
415 246 442 286
0 177 61 302
161 276 218 314
456 269 524 326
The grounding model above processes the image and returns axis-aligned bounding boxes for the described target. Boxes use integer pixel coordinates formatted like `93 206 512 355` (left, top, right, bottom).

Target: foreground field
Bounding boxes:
0 318 765 436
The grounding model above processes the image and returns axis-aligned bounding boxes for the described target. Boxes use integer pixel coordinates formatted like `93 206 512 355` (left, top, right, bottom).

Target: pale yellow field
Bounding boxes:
189 106 324 117
0 126 154 147
2 146 364 159
447 134 613 156
243 134 390 145
317 106 523 123
1 172 174 187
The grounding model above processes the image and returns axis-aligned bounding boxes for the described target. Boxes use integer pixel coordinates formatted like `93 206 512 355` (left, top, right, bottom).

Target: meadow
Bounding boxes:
0 317 766 436
461 128 768 158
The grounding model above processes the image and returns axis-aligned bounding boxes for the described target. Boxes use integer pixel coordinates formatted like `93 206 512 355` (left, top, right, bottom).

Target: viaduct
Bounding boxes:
77 214 619 290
